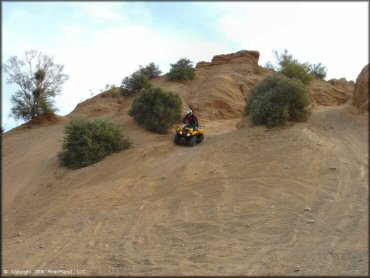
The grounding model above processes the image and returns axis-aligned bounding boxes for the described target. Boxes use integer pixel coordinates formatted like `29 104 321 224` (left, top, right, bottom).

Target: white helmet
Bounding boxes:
186 108 193 115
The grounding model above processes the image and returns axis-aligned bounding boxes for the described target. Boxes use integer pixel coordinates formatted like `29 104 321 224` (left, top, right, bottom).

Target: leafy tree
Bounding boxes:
139 62 162 79
128 87 182 134
58 118 131 169
167 58 195 81
246 74 311 128
121 70 151 96
3 49 69 121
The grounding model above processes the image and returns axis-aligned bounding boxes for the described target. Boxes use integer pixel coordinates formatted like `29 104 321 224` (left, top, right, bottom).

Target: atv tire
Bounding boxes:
189 136 197 146
174 133 180 144
197 134 204 143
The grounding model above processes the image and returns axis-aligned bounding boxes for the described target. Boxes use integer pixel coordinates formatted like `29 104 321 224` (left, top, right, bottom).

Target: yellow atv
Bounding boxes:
174 125 204 146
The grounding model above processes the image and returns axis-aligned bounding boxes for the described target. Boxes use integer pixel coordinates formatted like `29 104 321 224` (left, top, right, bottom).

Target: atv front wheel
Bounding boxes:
174 133 180 144
197 134 204 143
189 136 197 146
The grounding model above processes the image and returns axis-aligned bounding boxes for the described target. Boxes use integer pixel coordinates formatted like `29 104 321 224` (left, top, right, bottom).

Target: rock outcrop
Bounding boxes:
352 64 369 113
196 50 260 68
151 50 273 120
152 50 363 119
309 78 355 106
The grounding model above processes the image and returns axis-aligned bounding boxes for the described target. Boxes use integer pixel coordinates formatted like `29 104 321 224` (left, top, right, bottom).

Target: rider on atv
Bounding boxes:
183 108 199 130
174 108 204 146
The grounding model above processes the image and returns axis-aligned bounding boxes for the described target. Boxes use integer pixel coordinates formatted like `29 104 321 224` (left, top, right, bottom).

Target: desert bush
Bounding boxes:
273 49 314 84
120 62 161 96
121 70 151 96
167 58 195 81
246 74 311 128
128 87 182 134
309 63 327 80
139 62 162 79
58 118 131 169
264 61 275 69
100 84 117 93
267 49 327 82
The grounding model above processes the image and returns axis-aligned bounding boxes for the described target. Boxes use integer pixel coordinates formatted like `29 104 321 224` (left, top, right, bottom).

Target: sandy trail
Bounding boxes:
2 104 368 276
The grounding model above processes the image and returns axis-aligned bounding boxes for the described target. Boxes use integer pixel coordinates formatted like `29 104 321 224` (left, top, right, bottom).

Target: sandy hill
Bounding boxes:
2 51 368 276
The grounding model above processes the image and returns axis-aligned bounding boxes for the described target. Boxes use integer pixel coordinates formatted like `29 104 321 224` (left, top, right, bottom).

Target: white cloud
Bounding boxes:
2 2 368 131
219 2 304 44
36 20 229 117
85 5 122 21
218 2 368 81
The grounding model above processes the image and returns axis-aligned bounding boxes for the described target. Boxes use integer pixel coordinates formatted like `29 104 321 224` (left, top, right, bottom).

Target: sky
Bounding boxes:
2 1 368 131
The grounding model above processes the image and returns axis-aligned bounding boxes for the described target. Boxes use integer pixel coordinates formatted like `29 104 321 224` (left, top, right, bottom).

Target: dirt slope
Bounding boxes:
3 102 368 276
2 51 368 276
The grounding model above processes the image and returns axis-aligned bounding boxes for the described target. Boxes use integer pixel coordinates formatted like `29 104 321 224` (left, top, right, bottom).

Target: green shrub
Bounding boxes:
280 60 314 85
121 70 151 96
264 61 275 69
167 58 195 81
100 85 124 98
120 62 161 96
139 62 162 79
273 49 315 84
58 118 131 169
128 87 182 134
266 49 327 82
246 74 311 128
309 63 327 80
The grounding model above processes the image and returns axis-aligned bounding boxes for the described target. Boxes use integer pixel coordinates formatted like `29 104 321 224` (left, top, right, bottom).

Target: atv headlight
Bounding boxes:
179 131 182 135
186 133 190 136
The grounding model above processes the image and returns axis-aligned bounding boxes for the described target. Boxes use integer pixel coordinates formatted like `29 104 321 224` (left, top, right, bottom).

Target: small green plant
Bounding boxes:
309 63 327 80
101 84 117 92
167 58 195 81
264 61 275 69
100 84 122 98
58 118 131 169
139 62 162 79
128 87 182 134
246 74 311 128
